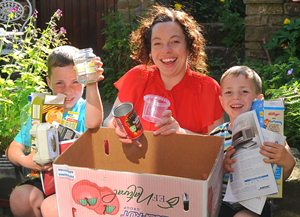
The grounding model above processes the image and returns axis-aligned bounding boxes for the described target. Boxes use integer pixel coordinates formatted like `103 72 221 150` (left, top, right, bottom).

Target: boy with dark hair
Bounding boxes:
7 45 104 217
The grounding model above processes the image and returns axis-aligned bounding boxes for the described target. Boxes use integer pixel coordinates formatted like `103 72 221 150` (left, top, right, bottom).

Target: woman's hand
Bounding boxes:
112 118 130 142
223 146 236 173
112 118 142 147
153 110 186 135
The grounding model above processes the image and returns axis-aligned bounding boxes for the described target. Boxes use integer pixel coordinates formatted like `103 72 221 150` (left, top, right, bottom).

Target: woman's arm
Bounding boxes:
207 117 224 134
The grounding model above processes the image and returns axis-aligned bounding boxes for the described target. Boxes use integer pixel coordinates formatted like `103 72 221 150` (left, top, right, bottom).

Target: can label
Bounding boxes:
112 102 143 139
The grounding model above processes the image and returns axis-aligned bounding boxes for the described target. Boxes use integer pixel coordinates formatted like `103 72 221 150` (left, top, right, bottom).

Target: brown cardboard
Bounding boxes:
55 128 221 179
54 127 224 217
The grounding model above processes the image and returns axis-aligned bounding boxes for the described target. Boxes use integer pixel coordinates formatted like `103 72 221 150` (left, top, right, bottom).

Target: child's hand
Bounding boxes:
223 146 237 173
41 163 53 172
260 141 296 179
153 110 183 135
19 152 53 171
260 141 289 166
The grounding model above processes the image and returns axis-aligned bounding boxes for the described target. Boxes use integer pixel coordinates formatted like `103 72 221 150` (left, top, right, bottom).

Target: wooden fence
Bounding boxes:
35 0 116 55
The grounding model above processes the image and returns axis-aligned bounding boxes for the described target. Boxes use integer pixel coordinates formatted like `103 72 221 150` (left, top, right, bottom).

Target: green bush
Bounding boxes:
218 1 245 48
157 0 245 23
266 81 300 147
157 0 245 47
244 15 300 148
0 10 67 153
100 11 138 102
245 57 300 148
264 18 300 62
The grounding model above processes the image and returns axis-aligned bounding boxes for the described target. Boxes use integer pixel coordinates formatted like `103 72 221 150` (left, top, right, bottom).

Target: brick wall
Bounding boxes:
117 0 154 21
244 0 300 60
116 0 300 61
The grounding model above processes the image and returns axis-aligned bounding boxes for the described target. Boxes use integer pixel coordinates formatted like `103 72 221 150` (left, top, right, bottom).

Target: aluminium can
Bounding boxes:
112 102 143 139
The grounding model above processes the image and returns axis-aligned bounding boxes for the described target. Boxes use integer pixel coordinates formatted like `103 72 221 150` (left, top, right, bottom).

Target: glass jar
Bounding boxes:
72 48 98 84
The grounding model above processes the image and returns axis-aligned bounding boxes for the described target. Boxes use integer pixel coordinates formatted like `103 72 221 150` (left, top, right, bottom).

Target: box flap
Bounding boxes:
54 127 223 180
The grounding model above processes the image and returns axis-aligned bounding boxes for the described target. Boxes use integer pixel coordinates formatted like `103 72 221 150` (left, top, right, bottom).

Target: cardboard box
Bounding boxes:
264 99 284 135
252 99 285 198
53 128 224 217
265 99 285 198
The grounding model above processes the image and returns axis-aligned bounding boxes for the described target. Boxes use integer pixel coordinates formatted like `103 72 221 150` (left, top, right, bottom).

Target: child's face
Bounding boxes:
47 65 84 109
219 74 261 122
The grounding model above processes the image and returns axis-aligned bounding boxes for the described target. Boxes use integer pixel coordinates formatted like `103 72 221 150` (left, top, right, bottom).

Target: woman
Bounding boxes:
105 5 223 141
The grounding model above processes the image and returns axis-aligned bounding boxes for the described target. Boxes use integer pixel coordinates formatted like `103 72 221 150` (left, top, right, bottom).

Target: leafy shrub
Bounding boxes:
245 57 300 147
0 10 67 153
264 18 300 62
244 14 300 148
157 0 245 46
157 0 245 23
218 1 245 48
100 11 138 102
266 81 300 147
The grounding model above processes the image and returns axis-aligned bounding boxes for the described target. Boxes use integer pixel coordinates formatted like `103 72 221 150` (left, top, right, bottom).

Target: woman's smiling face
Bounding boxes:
150 21 189 78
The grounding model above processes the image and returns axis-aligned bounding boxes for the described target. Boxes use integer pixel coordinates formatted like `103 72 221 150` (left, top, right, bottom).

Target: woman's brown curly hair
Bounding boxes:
130 5 208 74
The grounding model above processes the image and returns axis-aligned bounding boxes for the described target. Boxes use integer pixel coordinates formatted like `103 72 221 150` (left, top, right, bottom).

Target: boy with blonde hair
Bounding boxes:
210 65 295 217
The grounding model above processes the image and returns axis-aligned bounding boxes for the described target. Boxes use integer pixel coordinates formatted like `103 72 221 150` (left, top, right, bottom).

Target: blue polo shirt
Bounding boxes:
15 98 87 147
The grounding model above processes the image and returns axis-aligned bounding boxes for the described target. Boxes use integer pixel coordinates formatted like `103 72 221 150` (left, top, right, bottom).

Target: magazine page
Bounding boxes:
239 196 267 215
239 128 286 214
223 110 278 203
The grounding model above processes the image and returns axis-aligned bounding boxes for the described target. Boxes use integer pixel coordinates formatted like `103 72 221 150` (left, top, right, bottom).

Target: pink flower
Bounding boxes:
59 27 67 34
10 6 20 13
54 9 63 18
32 10 38 19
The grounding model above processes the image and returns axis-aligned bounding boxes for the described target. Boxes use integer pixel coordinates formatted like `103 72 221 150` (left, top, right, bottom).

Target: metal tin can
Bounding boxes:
112 102 143 139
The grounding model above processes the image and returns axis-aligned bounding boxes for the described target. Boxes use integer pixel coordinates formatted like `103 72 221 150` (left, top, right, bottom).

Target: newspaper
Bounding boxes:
239 128 286 214
223 110 281 214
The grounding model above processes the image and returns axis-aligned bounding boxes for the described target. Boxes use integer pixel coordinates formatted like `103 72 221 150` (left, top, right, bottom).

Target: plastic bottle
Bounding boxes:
31 94 43 124
72 48 98 84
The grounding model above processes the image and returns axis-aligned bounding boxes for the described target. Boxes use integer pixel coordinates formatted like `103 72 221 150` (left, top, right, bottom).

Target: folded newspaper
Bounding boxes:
223 110 285 214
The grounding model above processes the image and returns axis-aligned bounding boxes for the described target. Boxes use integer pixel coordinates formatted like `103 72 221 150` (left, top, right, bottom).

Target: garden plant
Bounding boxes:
100 11 137 102
0 2 299 151
249 18 300 147
0 9 68 154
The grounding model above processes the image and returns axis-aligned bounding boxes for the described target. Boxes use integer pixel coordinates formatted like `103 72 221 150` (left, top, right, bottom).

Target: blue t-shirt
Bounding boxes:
15 98 87 147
